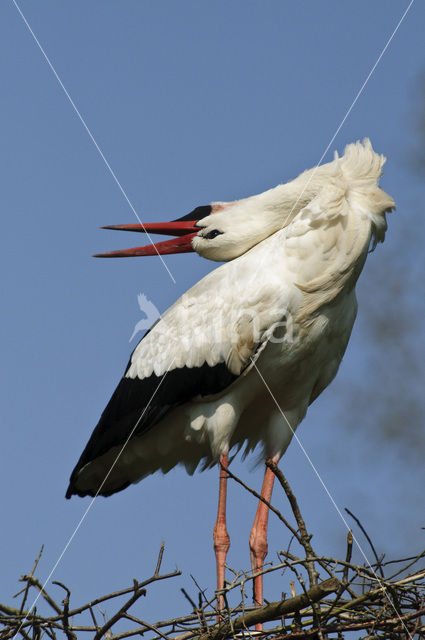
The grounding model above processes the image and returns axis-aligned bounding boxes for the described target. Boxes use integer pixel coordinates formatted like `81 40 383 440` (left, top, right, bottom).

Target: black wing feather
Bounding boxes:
66 356 237 498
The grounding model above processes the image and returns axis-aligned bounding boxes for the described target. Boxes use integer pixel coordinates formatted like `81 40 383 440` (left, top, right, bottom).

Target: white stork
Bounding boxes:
66 139 394 614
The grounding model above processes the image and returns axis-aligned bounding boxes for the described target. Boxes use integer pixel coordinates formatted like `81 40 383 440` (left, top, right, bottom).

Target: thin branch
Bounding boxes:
19 547 44 616
323 530 355 623
222 463 303 545
266 460 319 588
345 508 384 578
343 530 353 584
154 542 165 577
51 583 76 640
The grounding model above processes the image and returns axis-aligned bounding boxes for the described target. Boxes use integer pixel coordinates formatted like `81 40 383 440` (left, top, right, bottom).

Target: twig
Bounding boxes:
19 547 44 616
88 606 100 633
266 460 319 589
51 583 75 640
387 549 425 581
1 604 25 617
154 542 165 577
344 508 384 578
343 530 353 585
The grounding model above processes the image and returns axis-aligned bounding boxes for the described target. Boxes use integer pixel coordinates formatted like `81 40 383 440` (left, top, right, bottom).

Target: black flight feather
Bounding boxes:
66 355 237 498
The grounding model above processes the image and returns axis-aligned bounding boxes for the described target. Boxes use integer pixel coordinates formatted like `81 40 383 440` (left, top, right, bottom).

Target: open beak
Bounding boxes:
93 220 199 258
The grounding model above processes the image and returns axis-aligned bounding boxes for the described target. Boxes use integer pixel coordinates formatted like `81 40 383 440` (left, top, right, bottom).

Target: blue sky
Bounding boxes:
1 0 424 627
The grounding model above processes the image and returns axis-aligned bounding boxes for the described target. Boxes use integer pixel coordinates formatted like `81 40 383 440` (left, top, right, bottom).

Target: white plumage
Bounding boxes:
67 139 393 496
66 138 394 613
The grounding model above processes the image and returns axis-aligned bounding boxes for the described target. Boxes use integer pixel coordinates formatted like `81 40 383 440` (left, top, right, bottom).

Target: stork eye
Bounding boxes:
203 229 223 240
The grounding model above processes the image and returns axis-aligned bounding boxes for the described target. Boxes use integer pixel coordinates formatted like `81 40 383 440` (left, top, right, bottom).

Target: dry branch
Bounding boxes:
198 578 339 640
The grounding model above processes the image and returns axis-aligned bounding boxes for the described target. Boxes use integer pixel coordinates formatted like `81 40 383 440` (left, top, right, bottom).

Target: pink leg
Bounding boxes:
213 452 231 613
249 458 278 627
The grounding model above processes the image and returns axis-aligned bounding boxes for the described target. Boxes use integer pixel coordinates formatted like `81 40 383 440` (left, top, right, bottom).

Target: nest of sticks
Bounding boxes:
2 463 424 640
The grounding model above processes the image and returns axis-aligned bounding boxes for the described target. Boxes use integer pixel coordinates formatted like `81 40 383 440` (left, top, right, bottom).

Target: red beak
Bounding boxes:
93 220 199 258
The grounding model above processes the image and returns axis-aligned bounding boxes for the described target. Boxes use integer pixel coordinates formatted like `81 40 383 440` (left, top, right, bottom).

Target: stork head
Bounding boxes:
93 187 307 262
191 201 286 261
93 199 286 262
94 139 395 262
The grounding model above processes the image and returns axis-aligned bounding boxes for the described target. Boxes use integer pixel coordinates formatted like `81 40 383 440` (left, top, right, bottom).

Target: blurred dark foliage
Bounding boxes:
334 81 425 458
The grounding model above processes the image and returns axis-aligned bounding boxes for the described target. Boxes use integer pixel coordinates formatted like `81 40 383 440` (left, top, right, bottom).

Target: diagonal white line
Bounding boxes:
250 360 414 640
315 0 415 170
11 0 177 285
245 0 415 284
14 358 176 639
250 362 368 561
